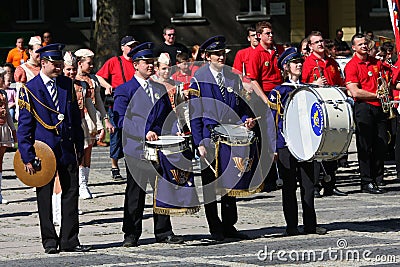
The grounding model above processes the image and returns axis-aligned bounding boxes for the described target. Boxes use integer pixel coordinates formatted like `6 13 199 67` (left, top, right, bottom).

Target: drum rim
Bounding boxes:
145 135 187 148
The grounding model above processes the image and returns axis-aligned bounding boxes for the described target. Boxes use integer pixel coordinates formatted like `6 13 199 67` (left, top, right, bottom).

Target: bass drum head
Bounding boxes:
283 87 324 161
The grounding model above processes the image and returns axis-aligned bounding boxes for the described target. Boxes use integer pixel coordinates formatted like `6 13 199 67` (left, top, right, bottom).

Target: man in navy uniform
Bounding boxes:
189 36 256 241
113 42 184 247
17 43 91 253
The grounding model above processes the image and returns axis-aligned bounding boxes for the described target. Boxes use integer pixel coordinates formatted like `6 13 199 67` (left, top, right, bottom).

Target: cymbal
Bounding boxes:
13 141 56 187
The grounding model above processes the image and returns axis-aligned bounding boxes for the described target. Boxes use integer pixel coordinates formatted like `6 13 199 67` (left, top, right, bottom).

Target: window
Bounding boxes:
236 0 269 22
240 0 266 15
175 0 202 17
16 0 44 23
132 0 151 19
370 0 389 17
70 0 96 22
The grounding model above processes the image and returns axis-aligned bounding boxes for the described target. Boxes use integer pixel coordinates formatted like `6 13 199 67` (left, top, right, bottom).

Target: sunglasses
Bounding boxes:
264 31 274 35
167 33 176 37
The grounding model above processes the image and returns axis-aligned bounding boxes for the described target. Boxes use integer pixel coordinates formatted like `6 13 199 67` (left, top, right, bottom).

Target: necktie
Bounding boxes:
143 80 152 103
217 73 226 100
48 80 59 111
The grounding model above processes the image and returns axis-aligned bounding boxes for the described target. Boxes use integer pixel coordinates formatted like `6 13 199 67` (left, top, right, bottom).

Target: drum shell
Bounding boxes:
283 86 354 161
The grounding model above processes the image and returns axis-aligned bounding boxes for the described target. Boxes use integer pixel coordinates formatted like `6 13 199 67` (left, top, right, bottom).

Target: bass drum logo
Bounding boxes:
310 103 324 136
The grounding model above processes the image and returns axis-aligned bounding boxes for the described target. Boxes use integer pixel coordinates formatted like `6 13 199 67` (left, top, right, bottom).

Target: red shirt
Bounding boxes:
301 53 344 86
233 46 254 76
247 45 282 92
96 56 135 89
344 55 382 106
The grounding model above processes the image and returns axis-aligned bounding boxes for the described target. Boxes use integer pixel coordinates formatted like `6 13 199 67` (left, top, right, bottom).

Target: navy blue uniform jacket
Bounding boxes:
17 75 84 166
113 77 173 160
189 64 251 148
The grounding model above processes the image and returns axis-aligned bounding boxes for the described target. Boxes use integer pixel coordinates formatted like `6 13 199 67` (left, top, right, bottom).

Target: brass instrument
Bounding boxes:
376 75 396 119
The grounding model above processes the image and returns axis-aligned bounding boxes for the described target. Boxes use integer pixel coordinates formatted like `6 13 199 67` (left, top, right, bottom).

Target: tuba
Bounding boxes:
376 75 396 119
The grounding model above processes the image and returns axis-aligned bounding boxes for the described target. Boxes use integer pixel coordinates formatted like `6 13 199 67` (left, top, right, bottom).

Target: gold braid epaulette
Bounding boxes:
19 84 63 132
188 88 200 97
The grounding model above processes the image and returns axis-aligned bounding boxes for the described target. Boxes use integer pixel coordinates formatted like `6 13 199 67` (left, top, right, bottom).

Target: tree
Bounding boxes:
93 0 131 70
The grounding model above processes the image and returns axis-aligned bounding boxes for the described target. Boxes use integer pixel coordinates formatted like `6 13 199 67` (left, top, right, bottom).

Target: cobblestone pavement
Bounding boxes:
1 138 400 266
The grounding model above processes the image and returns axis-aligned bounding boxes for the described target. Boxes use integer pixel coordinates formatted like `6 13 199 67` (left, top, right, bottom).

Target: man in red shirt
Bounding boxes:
302 31 343 86
247 21 282 104
233 26 259 76
345 33 386 194
96 36 139 180
301 31 347 198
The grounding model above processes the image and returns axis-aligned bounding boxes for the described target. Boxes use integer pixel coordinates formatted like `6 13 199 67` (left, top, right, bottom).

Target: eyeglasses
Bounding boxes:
249 34 257 37
311 39 324 45
43 35 51 39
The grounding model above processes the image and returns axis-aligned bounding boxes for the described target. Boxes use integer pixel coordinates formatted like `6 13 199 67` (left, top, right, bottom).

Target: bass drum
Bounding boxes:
283 86 354 161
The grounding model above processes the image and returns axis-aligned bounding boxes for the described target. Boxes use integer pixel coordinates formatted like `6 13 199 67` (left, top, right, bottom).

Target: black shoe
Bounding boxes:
157 235 184 244
210 232 225 241
122 235 138 247
361 183 385 194
111 168 125 181
283 228 300 236
44 247 58 254
60 245 91 252
304 226 327 235
376 181 386 186
332 187 348 196
314 189 323 198
224 230 249 240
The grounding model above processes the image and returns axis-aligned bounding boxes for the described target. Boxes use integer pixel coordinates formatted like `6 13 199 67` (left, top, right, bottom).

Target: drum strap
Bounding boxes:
214 140 220 178
267 90 283 129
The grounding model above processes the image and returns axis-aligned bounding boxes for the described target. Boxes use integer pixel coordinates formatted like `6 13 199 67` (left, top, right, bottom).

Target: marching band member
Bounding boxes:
301 31 347 197
74 48 113 199
113 42 184 247
17 43 91 253
268 47 327 236
189 35 256 241
345 34 387 194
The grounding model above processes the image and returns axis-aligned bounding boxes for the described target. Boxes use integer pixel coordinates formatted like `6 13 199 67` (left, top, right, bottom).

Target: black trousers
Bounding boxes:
354 102 387 185
122 159 173 241
36 163 80 250
201 163 238 235
278 147 317 232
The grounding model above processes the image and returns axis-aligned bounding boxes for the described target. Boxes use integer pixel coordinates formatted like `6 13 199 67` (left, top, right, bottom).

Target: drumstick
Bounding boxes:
232 116 262 129
203 157 216 174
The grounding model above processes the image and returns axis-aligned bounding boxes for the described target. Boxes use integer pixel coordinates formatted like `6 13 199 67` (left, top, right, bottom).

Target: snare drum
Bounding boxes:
211 124 263 196
151 136 200 215
144 136 189 162
283 86 354 161
212 124 255 145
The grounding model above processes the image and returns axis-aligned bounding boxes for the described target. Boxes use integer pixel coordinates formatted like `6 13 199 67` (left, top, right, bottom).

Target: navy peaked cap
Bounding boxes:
200 35 226 52
277 47 303 70
127 42 155 61
35 43 65 61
